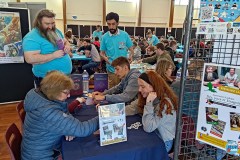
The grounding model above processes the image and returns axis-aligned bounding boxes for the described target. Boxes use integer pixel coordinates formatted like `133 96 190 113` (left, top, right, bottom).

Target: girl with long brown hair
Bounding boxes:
138 70 178 152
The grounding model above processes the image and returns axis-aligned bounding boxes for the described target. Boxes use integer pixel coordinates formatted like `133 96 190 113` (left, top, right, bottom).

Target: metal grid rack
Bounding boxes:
173 1 240 160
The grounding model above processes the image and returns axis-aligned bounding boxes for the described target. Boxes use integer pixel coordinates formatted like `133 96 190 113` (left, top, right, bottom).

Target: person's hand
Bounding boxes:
95 103 100 110
77 51 83 55
94 95 105 101
76 97 86 103
93 129 100 135
84 50 91 57
64 45 71 53
53 50 64 58
103 56 110 64
146 92 157 103
65 136 75 141
137 59 143 63
128 55 133 63
92 91 103 98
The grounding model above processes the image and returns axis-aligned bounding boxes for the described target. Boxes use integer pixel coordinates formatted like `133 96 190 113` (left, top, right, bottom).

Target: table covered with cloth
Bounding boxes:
61 105 169 160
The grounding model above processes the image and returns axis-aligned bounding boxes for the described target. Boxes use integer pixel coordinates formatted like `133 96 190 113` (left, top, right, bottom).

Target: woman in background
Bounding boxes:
155 58 175 85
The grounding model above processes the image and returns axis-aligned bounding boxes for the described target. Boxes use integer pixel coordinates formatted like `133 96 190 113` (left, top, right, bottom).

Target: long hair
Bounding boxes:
155 58 175 82
138 71 178 117
33 9 55 29
40 71 74 100
33 9 57 45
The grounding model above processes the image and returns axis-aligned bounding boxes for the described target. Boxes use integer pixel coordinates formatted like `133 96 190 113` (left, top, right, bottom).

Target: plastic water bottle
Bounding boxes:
82 70 89 94
176 67 182 81
176 67 189 81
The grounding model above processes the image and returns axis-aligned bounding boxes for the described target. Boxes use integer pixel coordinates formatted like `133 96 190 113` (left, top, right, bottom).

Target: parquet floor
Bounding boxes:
0 102 21 160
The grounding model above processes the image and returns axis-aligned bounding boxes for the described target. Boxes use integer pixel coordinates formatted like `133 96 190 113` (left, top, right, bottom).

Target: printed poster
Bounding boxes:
196 63 240 156
0 11 24 64
98 103 127 146
197 0 240 35
196 22 240 34
200 0 240 23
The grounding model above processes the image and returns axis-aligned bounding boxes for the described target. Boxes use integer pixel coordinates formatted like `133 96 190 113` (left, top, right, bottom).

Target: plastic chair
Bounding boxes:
5 123 22 160
16 101 25 125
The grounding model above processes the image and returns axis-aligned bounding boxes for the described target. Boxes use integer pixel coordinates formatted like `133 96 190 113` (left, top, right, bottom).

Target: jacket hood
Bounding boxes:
24 89 67 112
124 68 141 80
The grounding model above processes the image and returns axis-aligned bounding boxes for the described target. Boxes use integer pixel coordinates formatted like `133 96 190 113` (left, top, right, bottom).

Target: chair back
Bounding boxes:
16 101 26 125
5 123 22 160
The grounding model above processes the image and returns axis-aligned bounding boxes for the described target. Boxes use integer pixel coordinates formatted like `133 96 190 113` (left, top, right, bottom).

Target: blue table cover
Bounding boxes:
61 105 169 160
72 53 91 60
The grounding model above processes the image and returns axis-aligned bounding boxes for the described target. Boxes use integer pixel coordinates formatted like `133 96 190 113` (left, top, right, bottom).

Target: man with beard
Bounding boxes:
203 66 220 85
100 12 134 88
77 39 101 75
23 9 72 87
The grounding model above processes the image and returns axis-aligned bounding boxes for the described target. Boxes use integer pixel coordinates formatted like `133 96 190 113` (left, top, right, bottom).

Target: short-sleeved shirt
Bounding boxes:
92 30 103 41
148 35 159 46
204 72 219 82
100 29 133 73
23 28 72 78
225 72 238 81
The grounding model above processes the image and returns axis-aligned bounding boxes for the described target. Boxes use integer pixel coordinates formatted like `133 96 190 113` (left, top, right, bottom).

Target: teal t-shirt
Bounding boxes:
148 35 159 46
92 30 103 41
23 28 72 77
100 30 133 73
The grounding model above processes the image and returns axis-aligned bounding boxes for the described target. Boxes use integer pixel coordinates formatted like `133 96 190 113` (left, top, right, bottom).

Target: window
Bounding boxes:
175 0 200 8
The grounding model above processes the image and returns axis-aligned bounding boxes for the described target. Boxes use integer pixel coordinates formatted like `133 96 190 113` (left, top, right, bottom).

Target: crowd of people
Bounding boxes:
20 9 226 160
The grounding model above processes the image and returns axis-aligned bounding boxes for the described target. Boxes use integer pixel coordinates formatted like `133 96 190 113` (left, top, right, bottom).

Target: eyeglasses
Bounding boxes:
62 90 70 96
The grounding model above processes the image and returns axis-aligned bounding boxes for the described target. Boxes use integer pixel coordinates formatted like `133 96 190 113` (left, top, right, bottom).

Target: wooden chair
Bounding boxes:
16 101 26 131
5 123 22 160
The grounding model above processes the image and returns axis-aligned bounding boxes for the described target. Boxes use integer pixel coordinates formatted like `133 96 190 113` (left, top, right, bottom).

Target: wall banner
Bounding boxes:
197 0 240 35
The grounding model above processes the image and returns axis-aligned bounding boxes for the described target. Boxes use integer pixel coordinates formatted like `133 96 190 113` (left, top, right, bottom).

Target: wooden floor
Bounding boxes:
0 102 21 160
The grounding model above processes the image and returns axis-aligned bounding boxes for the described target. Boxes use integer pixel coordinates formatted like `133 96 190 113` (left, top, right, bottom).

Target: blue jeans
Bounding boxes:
165 140 174 153
82 61 100 75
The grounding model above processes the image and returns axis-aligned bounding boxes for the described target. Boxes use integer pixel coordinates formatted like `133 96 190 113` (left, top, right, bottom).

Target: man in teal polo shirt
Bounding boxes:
100 12 134 88
23 9 72 87
92 25 103 41
146 31 159 46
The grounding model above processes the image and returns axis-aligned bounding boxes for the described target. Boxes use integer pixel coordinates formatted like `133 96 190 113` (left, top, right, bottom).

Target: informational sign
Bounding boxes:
98 103 127 146
0 11 24 64
196 63 240 156
197 0 240 35
196 22 240 35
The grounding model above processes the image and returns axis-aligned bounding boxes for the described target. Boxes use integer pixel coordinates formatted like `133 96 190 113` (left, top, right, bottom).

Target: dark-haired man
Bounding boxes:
92 25 103 41
92 57 140 104
100 12 134 88
23 9 72 87
77 39 101 75
139 43 172 65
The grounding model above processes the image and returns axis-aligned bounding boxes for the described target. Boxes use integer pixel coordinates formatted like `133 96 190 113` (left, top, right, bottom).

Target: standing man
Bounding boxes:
23 9 72 87
100 12 134 88
92 25 103 41
146 31 159 46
